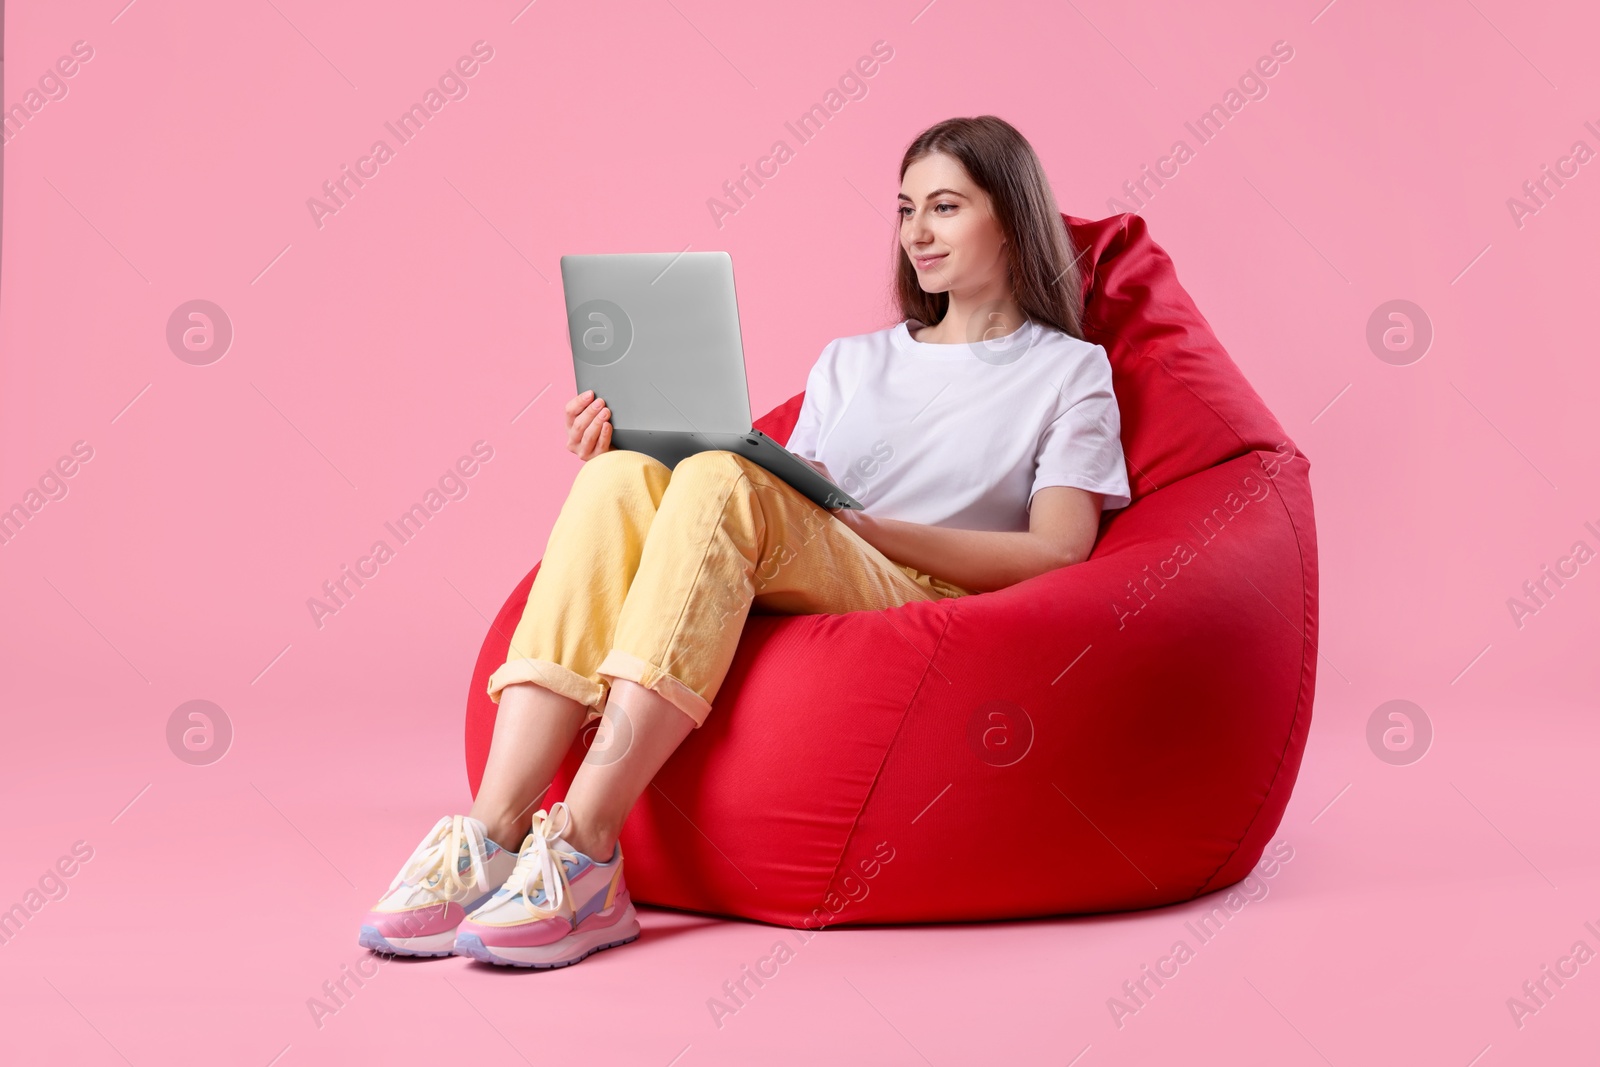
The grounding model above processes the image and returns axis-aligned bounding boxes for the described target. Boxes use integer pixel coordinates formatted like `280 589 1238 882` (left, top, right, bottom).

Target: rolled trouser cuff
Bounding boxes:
487 657 607 721
594 648 713 728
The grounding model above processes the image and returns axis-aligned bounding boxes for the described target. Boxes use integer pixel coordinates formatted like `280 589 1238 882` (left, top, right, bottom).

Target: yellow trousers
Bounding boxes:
487 449 969 727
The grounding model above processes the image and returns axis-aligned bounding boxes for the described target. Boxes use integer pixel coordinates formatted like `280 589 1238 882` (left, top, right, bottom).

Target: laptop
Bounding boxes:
560 251 864 511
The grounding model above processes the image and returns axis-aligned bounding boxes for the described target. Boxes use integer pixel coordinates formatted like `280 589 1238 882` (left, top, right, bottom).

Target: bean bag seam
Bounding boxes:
1082 212 1275 489
1188 448 1313 898
817 603 957 911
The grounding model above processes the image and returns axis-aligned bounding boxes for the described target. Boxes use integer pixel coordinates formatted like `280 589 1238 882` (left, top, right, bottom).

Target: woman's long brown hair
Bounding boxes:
894 115 1086 340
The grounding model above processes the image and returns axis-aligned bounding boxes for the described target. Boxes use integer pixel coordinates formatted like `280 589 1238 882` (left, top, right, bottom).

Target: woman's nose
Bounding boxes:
905 209 932 244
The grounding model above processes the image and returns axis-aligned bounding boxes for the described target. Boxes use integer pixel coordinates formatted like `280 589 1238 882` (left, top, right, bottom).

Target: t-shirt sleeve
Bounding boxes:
782 340 838 462
1029 346 1133 512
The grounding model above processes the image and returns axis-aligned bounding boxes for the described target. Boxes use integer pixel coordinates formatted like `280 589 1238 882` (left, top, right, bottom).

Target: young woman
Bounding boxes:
358 115 1132 968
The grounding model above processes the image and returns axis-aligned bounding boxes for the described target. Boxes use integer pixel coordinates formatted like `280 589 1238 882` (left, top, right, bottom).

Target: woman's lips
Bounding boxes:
914 254 948 271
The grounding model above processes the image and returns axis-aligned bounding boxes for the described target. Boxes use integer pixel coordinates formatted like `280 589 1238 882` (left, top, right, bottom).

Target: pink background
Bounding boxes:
3 0 1597 1063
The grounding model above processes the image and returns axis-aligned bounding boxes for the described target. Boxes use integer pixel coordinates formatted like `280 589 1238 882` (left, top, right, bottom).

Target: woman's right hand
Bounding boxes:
565 389 613 461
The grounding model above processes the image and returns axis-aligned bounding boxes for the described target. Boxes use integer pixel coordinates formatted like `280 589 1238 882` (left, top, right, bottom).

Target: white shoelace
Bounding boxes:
503 801 581 914
390 815 489 898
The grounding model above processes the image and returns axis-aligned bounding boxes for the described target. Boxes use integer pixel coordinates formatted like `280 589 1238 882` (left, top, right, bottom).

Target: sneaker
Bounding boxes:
454 801 640 968
358 815 518 957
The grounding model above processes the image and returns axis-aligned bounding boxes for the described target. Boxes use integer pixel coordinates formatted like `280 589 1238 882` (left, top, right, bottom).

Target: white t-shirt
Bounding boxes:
784 318 1132 532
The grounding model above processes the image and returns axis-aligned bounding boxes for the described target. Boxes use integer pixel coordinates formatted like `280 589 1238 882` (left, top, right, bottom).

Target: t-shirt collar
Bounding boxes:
892 317 1039 361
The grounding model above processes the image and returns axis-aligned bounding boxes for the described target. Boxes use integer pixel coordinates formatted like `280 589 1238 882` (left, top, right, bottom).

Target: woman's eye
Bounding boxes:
935 202 957 213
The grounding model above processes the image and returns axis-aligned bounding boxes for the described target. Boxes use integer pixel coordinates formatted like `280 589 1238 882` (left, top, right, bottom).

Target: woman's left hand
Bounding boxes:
830 504 874 539
811 458 874 537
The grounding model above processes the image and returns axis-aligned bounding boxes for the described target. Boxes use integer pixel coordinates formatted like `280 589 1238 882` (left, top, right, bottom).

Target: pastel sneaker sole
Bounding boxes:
454 905 641 969
359 924 458 957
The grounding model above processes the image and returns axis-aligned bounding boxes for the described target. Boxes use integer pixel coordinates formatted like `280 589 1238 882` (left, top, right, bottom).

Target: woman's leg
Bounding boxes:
362 450 680 961
475 449 673 845
467 682 588 849
557 449 965 861
454 449 967 968
558 678 692 860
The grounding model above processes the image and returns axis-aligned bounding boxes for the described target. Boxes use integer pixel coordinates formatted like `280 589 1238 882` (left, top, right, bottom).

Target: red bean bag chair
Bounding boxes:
465 212 1318 927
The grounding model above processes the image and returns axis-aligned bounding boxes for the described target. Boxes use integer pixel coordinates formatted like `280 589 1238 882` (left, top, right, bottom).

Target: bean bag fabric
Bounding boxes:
464 212 1318 926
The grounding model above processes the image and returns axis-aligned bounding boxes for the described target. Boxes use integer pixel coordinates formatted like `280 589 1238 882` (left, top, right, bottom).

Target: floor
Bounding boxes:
3 684 1594 1066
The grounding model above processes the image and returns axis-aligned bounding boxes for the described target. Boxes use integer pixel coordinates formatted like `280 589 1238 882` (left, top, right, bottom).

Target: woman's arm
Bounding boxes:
833 484 1104 594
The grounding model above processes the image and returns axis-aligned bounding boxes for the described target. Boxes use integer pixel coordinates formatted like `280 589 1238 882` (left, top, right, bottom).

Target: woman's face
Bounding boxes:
898 151 1008 297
